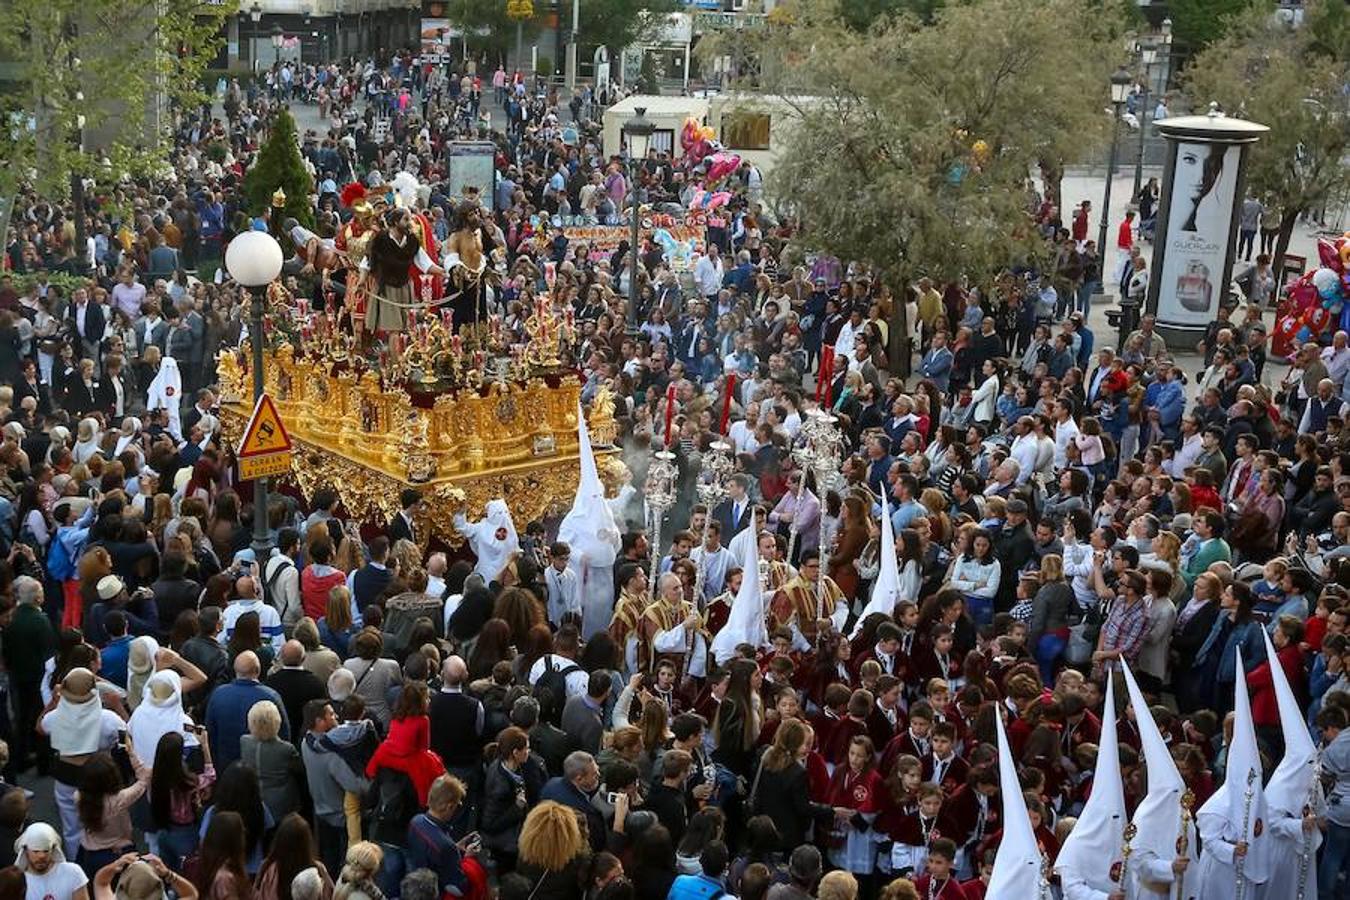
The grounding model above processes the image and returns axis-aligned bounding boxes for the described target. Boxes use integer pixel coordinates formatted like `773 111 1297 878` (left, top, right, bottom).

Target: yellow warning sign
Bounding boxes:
238 394 293 457
237 394 293 481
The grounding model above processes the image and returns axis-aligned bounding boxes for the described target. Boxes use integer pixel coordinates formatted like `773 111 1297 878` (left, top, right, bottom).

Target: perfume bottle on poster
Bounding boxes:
1176 259 1213 313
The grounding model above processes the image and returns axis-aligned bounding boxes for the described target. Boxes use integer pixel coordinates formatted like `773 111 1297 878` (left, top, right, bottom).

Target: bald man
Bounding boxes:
429 656 486 795
205 649 290 770
266 639 327 748
220 569 284 655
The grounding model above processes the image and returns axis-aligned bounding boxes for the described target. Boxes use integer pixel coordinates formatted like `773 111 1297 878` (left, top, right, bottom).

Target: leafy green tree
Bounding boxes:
242 108 315 230
728 0 1118 370
442 0 538 64
1183 0 1350 273
579 0 682 60
0 0 233 255
1168 0 1257 53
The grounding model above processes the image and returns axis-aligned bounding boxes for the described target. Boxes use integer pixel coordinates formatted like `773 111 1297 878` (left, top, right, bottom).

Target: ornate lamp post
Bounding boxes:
622 107 655 338
270 23 284 69
644 449 679 600
225 230 284 559
693 440 735 606
1097 65 1134 298
1131 38 1159 199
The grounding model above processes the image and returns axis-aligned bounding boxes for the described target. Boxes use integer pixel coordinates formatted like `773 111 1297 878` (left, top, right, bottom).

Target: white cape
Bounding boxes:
1197 649 1273 896
710 533 768 664
1256 630 1322 900
147 356 184 441
557 405 621 640
127 670 195 758
1056 676 1127 895
851 492 898 639
988 702 1046 896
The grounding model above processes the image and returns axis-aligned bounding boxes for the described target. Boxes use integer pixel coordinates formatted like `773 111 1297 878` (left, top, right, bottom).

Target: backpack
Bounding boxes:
534 654 582 707
261 556 295 612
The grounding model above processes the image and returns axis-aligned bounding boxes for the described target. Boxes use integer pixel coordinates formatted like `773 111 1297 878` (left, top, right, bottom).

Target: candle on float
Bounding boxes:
664 383 677 448
474 350 484 369
720 373 737 434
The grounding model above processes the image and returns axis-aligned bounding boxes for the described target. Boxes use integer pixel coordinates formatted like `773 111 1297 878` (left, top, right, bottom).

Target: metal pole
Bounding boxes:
566 0 579 90
627 157 640 337
1132 63 1149 200
250 286 271 559
1096 106 1122 287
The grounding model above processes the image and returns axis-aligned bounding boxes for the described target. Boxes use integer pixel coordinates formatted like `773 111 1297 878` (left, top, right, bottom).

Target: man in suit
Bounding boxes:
713 474 754 541
918 330 953 393
181 388 217 436
178 298 206 395
1085 348 1116 406
539 750 608 852
67 286 106 368
136 304 170 359
389 488 421 545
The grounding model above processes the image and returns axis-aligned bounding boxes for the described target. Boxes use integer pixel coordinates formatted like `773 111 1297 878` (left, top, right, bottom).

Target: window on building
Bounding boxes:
721 112 770 151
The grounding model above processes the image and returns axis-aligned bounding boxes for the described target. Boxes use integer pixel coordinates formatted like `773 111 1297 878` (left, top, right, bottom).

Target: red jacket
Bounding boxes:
1247 643 1304 727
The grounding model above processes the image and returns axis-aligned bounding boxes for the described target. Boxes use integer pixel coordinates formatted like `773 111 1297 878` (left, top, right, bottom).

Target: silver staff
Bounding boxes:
644 450 678 601
692 440 734 609
1296 755 1323 900
1234 768 1257 900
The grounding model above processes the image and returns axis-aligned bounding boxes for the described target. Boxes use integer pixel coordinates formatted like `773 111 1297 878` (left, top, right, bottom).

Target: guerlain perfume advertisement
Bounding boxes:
1155 141 1240 327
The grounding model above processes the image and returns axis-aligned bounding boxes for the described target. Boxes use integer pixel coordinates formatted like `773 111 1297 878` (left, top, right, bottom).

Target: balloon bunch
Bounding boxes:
680 117 718 166
1273 234 1350 357
688 188 732 211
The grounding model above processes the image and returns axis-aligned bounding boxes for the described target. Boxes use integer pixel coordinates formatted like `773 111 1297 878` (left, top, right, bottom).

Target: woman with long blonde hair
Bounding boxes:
332 842 383 900
919 488 951 545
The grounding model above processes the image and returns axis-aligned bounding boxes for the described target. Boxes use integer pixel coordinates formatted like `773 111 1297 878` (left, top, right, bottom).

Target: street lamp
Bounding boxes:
247 3 263 72
1097 65 1134 298
622 106 655 337
225 230 284 559
1131 38 1159 198
271 23 284 68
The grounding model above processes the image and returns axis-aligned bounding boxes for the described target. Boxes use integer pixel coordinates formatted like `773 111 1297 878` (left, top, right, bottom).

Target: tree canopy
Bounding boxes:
1183 0 1350 268
0 0 232 198
734 0 1118 301
242 108 315 230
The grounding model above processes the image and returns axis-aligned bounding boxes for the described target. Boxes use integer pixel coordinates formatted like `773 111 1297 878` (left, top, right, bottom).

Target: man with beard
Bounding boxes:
14 823 88 900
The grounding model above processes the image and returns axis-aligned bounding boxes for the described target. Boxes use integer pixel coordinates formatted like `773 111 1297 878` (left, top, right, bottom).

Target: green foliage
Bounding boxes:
1183 0 1350 263
0 0 235 199
739 0 1118 292
838 0 944 30
242 109 315 230
536 55 555 77
637 54 661 94
1168 0 1260 52
579 0 682 53
441 0 538 62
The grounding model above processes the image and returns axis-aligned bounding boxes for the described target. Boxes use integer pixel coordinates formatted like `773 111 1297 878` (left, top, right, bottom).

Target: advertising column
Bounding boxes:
1146 105 1267 345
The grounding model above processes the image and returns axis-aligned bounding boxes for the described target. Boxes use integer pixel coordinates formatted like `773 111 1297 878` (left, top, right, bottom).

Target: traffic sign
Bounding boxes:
237 393 293 481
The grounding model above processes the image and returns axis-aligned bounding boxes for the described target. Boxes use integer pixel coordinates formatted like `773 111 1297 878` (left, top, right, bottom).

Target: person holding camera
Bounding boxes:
90 853 198 900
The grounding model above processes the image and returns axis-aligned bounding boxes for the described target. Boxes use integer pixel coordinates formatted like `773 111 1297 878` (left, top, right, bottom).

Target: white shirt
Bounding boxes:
22 862 88 900
1167 432 1203 478
1053 418 1081 470
1010 433 1038 485
728 419 761 455
527 654 589 699
220 597 284 653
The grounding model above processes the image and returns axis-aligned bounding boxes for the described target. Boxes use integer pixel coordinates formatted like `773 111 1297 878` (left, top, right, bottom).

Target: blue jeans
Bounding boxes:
1321 820 1350 898
1077 280 1098 317
1036 632 1067 685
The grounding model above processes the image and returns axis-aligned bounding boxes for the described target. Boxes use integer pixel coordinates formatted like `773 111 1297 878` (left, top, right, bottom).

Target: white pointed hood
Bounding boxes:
1124 662 1195 870
1263 629 1320 820
147 356 183 441
988 702 1045 896
710 532 768 664
1199 648 1272 883
1056 676 1127 891
851 493 898 639
558 403 621 567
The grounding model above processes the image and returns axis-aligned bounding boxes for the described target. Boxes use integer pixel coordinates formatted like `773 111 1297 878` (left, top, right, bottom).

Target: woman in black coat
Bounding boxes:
749 719 834 852
481 726 547 872
1171 571 1224 712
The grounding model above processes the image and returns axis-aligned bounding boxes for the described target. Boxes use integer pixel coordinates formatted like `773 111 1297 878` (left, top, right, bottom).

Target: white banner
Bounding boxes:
1155 140 1240 328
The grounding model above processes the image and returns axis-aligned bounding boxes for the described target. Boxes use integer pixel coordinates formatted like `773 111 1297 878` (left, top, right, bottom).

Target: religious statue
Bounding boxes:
364 207 444 336
443 201 501 330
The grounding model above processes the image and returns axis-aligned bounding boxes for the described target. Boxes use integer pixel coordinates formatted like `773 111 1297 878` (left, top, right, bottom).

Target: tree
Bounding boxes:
724 0 1118 370
0 0 233 257
442 0 539 65
1168 0 1258 54
579 0 681 64
1183 0 1350 274
242 108 315 230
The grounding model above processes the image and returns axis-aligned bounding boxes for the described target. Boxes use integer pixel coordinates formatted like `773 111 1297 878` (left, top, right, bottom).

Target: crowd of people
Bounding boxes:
1 43 1350 900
